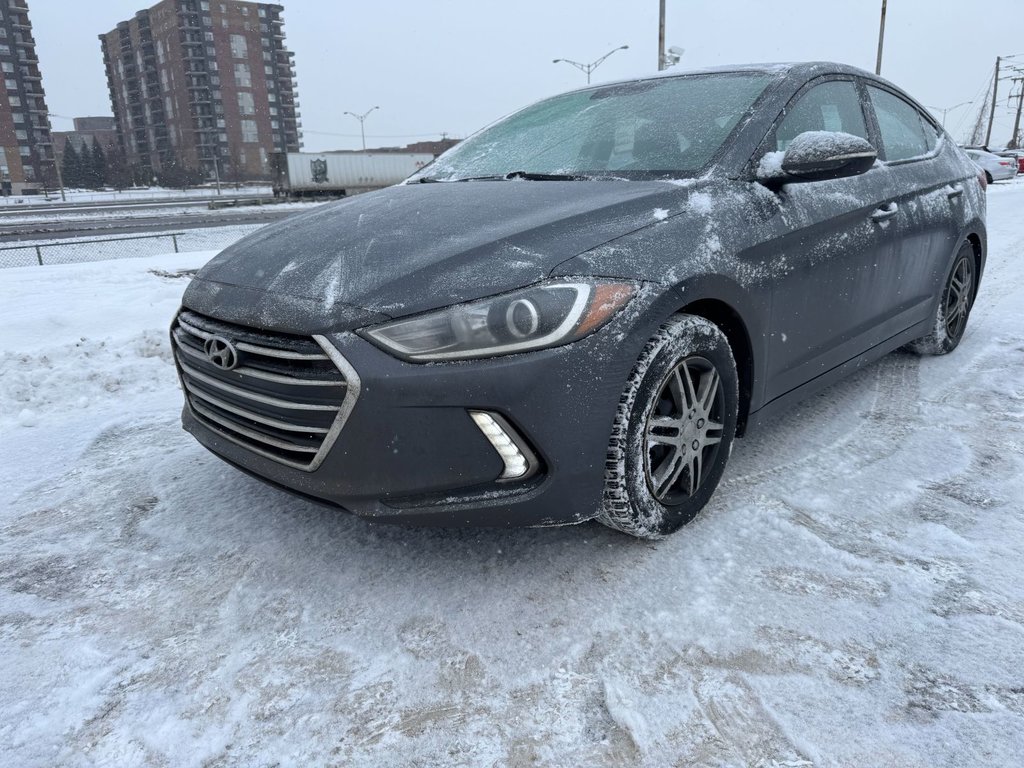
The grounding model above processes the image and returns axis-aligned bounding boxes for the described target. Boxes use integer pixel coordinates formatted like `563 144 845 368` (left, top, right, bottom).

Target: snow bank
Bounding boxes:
2 188 1024 766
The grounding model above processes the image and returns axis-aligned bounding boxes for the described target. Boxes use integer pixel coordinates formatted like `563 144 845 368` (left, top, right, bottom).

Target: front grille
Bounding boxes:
171 309 360 471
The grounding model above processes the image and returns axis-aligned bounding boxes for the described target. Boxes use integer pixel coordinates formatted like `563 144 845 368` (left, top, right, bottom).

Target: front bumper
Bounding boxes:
179 305 653 528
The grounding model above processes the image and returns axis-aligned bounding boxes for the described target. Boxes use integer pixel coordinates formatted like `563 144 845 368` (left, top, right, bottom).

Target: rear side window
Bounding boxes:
774 80 869 151
867 86 937 161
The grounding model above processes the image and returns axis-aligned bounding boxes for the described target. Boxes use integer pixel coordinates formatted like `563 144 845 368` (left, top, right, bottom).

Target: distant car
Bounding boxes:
173 62 986 538
994 149 1024 174
965 148 1018 182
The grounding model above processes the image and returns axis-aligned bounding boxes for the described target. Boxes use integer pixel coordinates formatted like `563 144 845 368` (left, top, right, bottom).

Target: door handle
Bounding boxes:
946 183 964 199
870 202 898 222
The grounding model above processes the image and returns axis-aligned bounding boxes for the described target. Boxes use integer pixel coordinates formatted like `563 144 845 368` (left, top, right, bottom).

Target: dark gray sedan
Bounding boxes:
172 62 985 538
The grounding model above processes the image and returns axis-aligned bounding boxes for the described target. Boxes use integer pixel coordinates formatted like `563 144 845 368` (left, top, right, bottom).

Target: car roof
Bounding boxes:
578 61 878 90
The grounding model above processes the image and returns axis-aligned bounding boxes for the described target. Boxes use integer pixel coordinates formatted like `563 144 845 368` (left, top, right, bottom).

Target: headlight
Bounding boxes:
362 279 636 362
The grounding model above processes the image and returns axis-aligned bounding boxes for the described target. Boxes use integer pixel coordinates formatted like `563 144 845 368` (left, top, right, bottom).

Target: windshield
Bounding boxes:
416 73 775 182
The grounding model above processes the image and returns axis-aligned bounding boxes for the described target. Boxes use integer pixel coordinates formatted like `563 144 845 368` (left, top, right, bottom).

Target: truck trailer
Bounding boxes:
272 152 434 197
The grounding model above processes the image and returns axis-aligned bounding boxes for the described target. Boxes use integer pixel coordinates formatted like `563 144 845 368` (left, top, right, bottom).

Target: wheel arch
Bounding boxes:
965 231 984 297
676 297 755 436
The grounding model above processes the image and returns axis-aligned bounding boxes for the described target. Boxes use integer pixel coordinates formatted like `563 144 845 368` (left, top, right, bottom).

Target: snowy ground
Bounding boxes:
1 186 272 207
0 224 268 269
2 183 1023 766
0 200 314 228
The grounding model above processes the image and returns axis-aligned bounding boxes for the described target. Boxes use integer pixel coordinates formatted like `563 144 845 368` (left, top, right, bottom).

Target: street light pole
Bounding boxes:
658 0 666 71
343 106 380 151
925 101 972 129
553 45 629 85
875 0 887 76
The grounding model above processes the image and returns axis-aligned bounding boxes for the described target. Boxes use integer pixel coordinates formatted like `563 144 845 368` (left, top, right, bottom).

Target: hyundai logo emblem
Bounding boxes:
204 335 239 370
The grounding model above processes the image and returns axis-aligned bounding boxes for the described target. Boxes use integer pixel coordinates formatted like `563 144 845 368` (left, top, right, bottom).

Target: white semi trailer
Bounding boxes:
272 152 434 197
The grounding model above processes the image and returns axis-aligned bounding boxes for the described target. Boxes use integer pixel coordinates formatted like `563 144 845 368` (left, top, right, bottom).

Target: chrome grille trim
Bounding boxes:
178 360 340 411
181 380 332 434
172 310 361 472
172 329 341 386
190 400 322 454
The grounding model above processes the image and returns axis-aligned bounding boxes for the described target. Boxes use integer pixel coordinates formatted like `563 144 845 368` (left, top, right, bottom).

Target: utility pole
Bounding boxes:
658 0 666 71
1008 77 1024 150
875 0 887 75
985 57 1001 148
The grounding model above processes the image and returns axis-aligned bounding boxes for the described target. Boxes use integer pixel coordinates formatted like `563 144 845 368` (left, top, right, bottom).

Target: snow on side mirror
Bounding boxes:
757 131 877 187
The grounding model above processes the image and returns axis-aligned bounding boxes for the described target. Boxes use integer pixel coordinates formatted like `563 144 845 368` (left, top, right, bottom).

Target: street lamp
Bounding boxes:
553 45 629 85
925 101 973 129
343 106 379 151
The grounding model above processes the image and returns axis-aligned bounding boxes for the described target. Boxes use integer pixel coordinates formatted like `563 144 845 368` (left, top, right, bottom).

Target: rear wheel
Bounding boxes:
907 242 977 355
985 171 994 185
599 315 738 538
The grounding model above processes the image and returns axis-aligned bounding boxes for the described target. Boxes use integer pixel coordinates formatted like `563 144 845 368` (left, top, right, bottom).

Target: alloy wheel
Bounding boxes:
643 356 725 504
944 254 974 343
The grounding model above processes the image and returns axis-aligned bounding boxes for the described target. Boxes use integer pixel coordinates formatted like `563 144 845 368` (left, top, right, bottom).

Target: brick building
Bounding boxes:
0 0 53 195
52 116 119 156
100 0 301 183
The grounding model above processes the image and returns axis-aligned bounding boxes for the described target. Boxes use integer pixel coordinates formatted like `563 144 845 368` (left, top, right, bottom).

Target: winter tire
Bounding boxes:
599 315 739 539
906 242 977 356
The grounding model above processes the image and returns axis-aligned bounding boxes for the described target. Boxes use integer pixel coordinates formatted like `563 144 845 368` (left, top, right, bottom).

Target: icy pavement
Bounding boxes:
2 186 1024 766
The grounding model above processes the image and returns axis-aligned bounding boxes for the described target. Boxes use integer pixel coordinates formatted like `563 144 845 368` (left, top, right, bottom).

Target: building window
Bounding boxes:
264 65 273 76
233 62 251 87
221 19 228 28
267 92 276 103
230 34 247 58
15 129 26 139
237 91 254 114
206 46 216 57
0 44 10 55
19 145 30 156
241 6 248 15
240 119 258 142
8 95 19 106
204 31 213 42
4 77 15 89
270 119 278 129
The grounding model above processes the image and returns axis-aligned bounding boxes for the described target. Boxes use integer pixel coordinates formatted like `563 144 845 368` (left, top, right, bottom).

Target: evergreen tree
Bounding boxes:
61 142 82 189
87 140 107 189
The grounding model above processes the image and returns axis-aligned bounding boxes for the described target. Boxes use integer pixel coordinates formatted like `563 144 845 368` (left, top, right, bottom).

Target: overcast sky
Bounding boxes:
32 0 1024 152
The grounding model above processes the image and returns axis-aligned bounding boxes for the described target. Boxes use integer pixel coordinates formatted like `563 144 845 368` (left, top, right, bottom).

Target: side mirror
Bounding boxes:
758 131 877 186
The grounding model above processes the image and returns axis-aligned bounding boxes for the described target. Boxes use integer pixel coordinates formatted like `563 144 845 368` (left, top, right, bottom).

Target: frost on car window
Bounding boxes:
775 80 869 151
867 86 936 161
418 73 775 181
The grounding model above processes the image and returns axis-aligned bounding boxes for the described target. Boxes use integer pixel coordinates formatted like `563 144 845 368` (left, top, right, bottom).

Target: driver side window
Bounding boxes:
775 80 869 151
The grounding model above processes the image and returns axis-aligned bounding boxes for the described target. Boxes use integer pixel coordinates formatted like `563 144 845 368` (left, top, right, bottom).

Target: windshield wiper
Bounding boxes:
505 170 590 181
446 171 591 182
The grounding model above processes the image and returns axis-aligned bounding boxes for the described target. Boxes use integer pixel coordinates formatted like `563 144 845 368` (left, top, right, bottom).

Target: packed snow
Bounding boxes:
2 183 1024 766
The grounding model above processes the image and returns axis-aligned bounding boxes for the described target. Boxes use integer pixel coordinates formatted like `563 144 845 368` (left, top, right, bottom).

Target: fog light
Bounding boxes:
470 410 534 480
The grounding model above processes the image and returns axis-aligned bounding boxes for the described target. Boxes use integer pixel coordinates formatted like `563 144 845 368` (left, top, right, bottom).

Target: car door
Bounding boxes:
750 77 901 402
863 83 964 331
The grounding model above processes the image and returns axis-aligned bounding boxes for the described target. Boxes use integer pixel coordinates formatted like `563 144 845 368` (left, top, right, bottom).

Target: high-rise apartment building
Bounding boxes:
100 0 301 182
0 0 53 194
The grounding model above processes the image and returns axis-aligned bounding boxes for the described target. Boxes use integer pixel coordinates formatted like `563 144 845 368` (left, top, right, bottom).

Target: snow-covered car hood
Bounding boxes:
183 180 701 332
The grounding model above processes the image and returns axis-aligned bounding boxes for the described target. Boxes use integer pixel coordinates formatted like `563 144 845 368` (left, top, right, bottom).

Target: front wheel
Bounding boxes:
599 315 739 539
906 241 977 356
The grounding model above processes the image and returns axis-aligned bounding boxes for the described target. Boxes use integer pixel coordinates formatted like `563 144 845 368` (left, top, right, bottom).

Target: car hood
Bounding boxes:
183 179 703 333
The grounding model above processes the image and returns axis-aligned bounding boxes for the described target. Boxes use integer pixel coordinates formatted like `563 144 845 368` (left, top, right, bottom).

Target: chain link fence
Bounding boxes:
0 223 265 269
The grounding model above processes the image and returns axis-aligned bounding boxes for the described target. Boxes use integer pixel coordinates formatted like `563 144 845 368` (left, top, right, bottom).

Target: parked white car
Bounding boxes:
964 148 1018 182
